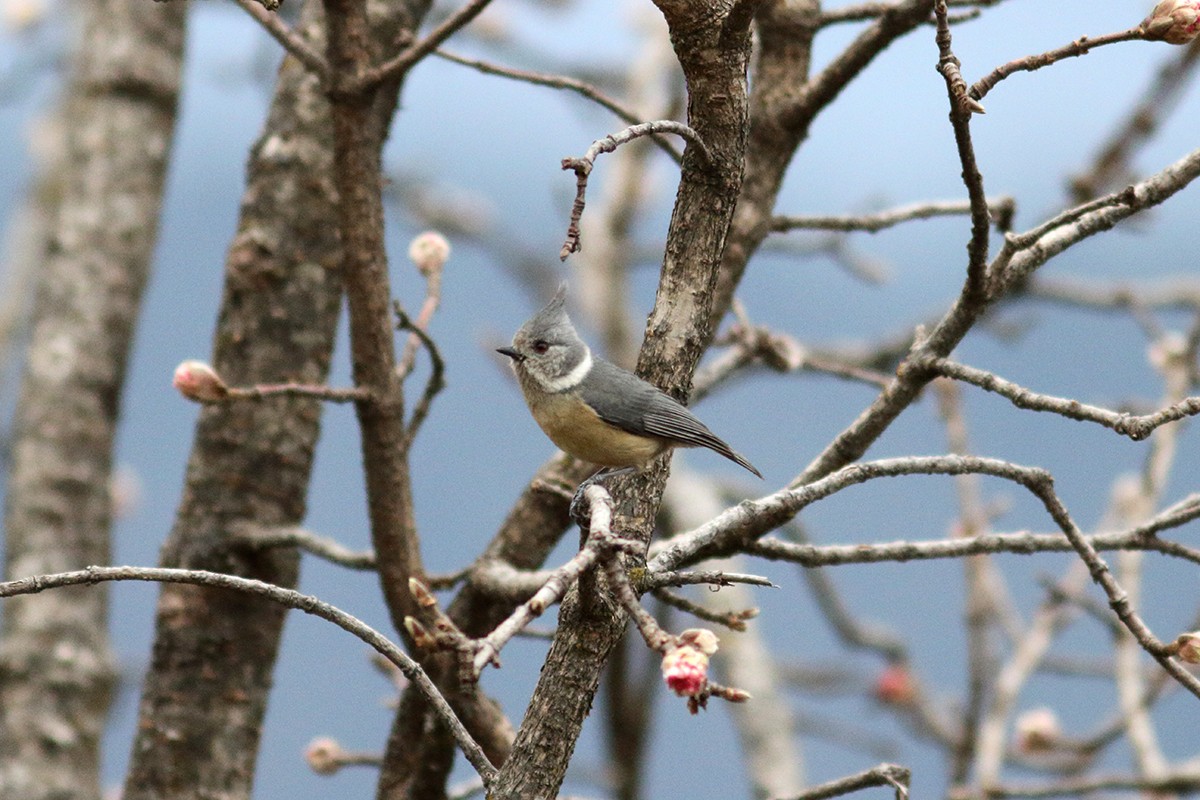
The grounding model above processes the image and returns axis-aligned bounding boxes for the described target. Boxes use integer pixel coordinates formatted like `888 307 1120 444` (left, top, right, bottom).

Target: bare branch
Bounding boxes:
771 197 1014 234
355 0 493 90
225 383 370 403
925 356 1200 440
779 763 912 800
470 485 619 675
394 303 447 447
986 771 1200 799
558 120 710 260
650 589 756 632
433 49 683 163
0 565 498 784
643 570 776 591
231 524 378 570
230 0 329 80
933 1 990 302
1069 38 1200 201
970 27 1148 103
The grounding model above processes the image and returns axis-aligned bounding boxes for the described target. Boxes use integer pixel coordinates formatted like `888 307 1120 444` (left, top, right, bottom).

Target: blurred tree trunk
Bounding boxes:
0 0 186 798
122 1 429 797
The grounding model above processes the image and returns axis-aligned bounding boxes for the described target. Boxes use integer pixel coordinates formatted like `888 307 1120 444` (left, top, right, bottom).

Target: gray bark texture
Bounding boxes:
122 2 428 798
0 0 186 797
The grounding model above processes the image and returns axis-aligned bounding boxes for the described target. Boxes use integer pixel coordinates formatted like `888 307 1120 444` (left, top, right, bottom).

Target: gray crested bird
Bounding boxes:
497 285 761 479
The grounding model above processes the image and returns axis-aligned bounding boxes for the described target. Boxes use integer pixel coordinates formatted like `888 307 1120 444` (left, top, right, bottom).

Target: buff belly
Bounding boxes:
528 389 666 468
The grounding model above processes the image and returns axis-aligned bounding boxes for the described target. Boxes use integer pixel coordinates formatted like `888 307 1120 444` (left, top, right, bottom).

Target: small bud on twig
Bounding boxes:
404 616 435 649
172 360 228 403
407 231 450 277
304 737 346 776
1143 0 1200 43
874 663 916 706
1170 631 1200 664
408 577 437 609
1014 707 1063 754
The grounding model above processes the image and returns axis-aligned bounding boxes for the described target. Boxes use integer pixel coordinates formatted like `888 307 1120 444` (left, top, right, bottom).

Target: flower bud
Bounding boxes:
677 628 720 655
172 360 228 402
1014 707 1062 754
1173 631 1200 664
1144 0 1200 44
407 231 450 277
408 577 436 609
305 737 345 776
873 664 916 706
403 616 434 649
662 644 711 697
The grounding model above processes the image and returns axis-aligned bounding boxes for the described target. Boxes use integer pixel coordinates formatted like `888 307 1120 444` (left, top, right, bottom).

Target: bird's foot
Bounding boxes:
569 467 633 528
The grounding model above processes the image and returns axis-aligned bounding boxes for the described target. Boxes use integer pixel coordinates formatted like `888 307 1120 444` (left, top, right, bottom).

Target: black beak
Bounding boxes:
496 347 524 363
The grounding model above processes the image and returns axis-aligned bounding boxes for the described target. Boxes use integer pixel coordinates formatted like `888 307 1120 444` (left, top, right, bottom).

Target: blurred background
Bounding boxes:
1 0 1199 797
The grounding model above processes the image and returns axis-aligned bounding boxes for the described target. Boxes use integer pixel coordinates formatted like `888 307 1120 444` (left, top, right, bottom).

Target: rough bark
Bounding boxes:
0 0 186 797
122 2 426 797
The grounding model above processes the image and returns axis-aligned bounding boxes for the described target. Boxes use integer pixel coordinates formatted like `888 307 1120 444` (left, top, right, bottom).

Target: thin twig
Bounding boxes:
970 27 1147 102
924 356 1200 440
224 383 370 403
934 1 990 302
0 565 497 783
650 589 755 632
230 523 378 570
470 485 618 675
230 0 328 79
559 120 710 260
642 570 776 590
779 763 912 800
433 49 682 163
355 0 493 90
1069 38 1200 202
986 771 1200 799
394 303 447 447
649 455 1200 572
771 197 1014 234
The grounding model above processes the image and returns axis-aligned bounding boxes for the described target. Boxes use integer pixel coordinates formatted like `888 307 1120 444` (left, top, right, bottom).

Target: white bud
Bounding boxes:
407 231 450 276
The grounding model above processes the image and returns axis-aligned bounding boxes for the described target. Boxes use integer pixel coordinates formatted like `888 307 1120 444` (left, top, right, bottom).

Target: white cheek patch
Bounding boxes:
543 349 592 393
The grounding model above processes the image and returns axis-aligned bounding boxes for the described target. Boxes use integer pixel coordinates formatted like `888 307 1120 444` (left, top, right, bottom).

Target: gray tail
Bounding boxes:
713 442 762 479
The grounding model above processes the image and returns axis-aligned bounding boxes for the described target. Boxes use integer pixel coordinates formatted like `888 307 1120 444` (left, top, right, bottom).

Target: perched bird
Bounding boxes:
497 285 761 479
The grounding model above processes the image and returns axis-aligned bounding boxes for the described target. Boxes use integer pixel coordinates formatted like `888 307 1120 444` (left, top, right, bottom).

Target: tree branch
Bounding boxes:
969 26 1148 103
558 120 711 260
924 356 1200 440
0 565 498 784
779 762 911 800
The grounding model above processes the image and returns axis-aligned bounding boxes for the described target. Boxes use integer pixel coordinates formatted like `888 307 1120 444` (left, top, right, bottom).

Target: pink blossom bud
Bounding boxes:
1144 0 1200 44
407 231 450 276
304 737 345 776
677 628 720 655
1173 631 1200 664
874 664 916 706
662 644 710 696
172 360 227 402
1014 707 1062 754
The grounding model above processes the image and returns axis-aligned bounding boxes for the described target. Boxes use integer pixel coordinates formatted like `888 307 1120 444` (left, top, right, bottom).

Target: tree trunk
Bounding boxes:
123 2 428 797
0 1 186 797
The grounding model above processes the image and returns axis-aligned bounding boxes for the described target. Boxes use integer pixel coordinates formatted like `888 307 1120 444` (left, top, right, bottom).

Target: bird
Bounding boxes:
497 284 761 479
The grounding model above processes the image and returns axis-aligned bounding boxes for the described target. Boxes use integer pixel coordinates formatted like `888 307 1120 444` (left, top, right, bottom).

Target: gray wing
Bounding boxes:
582 359 761 478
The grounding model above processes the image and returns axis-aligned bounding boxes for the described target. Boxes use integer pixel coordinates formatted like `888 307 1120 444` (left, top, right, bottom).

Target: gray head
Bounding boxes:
498 284 593 393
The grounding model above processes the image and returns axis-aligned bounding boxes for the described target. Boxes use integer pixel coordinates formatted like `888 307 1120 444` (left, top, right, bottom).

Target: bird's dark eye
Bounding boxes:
532 340 550 354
